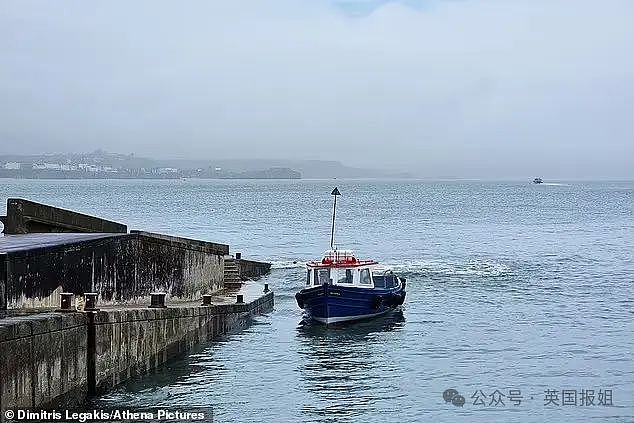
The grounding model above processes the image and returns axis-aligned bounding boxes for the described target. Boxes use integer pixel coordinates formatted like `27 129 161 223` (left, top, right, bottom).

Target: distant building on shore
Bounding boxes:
32 163 61 170
0 152 301 180
3 162 21 170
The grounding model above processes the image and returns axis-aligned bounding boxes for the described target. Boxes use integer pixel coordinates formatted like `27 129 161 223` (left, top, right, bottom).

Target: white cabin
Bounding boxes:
305 249 379 289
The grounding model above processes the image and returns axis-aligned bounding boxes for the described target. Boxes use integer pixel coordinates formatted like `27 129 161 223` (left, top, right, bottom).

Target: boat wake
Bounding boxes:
377 258 512 278
270 258 513 278
270 260 306 269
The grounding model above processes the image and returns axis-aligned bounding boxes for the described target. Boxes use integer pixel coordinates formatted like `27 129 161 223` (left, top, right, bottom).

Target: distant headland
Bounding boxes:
0 150 411 180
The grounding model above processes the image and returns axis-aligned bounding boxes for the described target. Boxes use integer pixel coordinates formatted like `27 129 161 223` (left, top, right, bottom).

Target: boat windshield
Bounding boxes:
336 269 354 284
314 268 330 285
360 268 372 285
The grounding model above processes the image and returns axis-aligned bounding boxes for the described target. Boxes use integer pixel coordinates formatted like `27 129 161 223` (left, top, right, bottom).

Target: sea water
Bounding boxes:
1 179 632 422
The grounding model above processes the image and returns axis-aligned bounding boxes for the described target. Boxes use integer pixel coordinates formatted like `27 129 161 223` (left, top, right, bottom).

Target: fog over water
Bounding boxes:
1 0 633 178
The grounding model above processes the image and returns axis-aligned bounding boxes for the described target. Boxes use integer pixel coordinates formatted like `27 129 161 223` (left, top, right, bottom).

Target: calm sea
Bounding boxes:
1 179 633 422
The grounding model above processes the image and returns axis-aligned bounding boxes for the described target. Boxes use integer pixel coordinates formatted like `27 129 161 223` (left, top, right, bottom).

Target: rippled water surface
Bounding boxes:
2 179 633 422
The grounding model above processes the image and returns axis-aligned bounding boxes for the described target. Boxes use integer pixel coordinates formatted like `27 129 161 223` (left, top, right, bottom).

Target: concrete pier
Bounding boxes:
237 257 272 279
0 311 88 408
0 199 273 411
224 255 273 287
0 286 273 409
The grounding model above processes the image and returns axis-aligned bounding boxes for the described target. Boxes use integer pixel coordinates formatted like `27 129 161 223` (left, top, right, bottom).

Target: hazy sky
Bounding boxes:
1 0 633 178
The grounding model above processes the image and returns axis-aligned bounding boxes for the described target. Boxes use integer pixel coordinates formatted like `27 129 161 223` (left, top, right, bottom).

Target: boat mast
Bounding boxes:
330 187 341 249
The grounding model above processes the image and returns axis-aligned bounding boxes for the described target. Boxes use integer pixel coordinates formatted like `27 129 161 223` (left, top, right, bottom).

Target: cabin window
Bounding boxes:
306 270 311 286
337 269 353 284
360 269 372 285
315 268 330 285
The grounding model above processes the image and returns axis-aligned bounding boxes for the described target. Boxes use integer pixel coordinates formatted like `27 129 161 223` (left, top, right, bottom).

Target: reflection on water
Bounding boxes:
296 312 405 422
296 310 405 339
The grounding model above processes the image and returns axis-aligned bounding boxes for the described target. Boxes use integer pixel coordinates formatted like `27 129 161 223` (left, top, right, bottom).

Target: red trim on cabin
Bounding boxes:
321 256 357 264
306 259 378 268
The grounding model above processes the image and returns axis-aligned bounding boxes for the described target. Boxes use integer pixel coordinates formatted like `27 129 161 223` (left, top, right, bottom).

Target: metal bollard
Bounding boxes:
201 294 213 306
235 252 242 260
236 294 244 304
264 283 269 293
84 293 99 311
149 292 167 308
58 292 74 312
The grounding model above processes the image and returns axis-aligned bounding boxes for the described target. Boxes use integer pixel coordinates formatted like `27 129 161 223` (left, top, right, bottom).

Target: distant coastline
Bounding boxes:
0 167 301 180
0 151 303 179
0 150 410 180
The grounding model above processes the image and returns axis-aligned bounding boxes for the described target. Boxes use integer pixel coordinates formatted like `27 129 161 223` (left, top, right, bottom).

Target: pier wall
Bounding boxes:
1 232 228 310
0 254 5 310
92 292 274 394
0 312 89 410
237 258 272 280
0 292 274 410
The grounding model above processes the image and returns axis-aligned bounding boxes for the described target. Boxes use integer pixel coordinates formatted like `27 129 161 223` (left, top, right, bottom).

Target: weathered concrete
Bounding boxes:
0 232 228 309
0 312 88 410
223 256 242 288
0 286 274 410
224 256 271 290
92 289 274 394
1 198 127 235
0 254 6 310
237 258 272 280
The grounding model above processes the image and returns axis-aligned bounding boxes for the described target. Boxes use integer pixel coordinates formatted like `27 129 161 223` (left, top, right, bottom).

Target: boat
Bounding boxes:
533 177 543 184
295 188 406 324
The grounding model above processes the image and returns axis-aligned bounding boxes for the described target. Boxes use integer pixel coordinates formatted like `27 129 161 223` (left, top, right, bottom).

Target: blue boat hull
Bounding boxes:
295 281 406 324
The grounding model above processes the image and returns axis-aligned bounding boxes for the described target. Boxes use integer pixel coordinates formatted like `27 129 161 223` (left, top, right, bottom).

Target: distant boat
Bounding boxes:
533 178 543 184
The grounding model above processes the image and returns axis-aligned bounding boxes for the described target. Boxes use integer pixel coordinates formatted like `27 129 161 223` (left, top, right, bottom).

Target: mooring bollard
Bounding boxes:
201 294 213 306
149 292 167 308
236 294 244 304
235 252 242 260
84 292 99 311
264 283 269 293
58 292 74 312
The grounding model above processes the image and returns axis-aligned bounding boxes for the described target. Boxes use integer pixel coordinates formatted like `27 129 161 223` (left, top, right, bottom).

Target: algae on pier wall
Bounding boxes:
1 232 228 309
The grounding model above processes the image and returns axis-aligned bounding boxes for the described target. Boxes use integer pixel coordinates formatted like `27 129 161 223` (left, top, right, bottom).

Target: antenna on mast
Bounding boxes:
330 187 341 249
